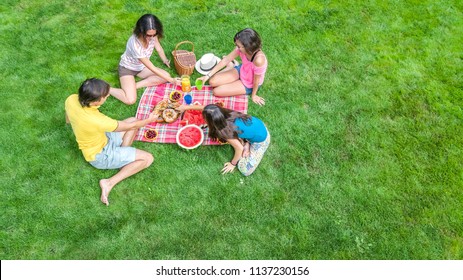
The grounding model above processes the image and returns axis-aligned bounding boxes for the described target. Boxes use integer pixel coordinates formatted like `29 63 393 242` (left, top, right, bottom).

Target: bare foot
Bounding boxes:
99 179 111 206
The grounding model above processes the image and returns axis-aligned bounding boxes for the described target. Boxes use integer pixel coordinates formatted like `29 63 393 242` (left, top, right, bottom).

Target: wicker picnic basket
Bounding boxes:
171 41 196 76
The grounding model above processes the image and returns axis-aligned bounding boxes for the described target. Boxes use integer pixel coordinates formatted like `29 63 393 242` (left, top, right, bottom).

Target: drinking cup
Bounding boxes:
184 93 192 105
195 79 203 90
181 75 191 92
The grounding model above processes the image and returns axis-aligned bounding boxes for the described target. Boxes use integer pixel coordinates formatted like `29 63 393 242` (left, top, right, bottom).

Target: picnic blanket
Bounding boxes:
134 83 248 145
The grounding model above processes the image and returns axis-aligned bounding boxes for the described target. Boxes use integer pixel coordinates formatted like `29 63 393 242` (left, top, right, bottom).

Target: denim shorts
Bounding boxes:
89 132 136 169
234 64 261 95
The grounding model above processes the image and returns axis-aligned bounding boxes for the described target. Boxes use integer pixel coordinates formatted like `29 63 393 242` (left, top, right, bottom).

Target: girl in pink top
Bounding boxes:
110 14 180 105
199 28 268 106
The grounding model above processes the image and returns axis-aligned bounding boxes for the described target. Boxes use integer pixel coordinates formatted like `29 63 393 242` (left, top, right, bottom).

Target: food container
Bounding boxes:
176 125 204 150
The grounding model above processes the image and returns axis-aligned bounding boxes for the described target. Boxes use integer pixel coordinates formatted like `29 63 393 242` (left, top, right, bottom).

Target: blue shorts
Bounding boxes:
234 64 261 95
89 132 136 169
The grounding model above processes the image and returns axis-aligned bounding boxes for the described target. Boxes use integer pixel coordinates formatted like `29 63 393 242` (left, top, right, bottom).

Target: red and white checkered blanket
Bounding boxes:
134 83 248 145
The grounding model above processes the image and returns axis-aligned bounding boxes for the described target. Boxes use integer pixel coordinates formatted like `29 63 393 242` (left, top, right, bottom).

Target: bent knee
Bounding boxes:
145 153 154 167
209 77 220 87
125 98 137 105
212 88 226 97
237 166 248 176
136 150 154 167
239 169 254 176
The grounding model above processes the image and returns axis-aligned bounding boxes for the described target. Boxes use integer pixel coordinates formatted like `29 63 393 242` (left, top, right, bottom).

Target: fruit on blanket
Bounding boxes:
169 90 183 102
162 108 179 123
144 129 158 140
177 125 204 149
179 119 188 126
182 109 205 126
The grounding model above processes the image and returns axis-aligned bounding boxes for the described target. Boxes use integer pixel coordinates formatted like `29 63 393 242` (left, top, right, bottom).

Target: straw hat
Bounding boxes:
195 53 221 75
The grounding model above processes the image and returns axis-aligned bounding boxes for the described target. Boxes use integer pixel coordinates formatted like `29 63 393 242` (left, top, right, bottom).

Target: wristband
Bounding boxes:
230 161 236 166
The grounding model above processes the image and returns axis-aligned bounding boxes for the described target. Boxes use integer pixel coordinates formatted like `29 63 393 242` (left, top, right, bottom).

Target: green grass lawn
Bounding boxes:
1 0 462 259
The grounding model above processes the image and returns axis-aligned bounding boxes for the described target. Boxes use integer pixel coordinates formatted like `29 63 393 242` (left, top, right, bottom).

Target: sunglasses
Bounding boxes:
145 33 157 38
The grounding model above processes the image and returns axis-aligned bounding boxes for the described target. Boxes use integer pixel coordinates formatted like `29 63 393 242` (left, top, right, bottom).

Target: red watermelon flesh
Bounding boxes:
179 127 202 148
182 110 205 126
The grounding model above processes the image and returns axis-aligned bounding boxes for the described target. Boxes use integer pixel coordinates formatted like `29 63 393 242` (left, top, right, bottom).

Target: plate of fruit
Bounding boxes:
169 90 183 102
144 129 158 140
176 125 204 150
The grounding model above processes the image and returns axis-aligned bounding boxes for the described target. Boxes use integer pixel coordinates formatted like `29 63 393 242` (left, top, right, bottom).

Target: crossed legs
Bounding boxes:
110 68 169 105
209 63 247 97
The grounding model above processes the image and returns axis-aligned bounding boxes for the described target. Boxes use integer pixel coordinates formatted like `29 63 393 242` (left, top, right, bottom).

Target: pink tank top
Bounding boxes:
235 47 268 89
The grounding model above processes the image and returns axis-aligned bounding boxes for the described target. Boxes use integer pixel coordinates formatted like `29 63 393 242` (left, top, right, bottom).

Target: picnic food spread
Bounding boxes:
154 99 181 123
134 83 248 145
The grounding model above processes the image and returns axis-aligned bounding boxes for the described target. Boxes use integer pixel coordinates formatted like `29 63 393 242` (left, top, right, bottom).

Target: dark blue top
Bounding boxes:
234 116 267 143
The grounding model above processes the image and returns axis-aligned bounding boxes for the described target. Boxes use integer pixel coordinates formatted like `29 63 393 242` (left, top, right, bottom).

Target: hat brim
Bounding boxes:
195 56 221 76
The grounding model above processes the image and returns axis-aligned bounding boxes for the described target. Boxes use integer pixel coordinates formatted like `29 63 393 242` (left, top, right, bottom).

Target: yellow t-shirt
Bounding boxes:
65 94 118 161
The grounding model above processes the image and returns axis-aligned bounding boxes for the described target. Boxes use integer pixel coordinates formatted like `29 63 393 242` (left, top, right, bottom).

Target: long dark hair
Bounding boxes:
234 28 262 55
78 78 110 107
134 14 164 40
202 104 252 141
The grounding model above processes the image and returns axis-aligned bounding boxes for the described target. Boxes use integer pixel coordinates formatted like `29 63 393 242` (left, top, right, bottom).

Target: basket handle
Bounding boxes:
174 41 194 52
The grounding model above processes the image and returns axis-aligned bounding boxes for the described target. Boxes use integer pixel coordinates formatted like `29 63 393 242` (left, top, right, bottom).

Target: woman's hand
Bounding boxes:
172 77 181 87
252 95 265 106
199 75 209 84
221 162 236 174
163 59 171 68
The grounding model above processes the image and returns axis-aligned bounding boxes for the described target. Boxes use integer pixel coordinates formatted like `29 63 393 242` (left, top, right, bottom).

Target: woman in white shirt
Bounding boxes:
110 14 180 105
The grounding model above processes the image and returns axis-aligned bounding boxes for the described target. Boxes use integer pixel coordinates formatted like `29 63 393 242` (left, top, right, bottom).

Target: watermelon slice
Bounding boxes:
182 110 206 126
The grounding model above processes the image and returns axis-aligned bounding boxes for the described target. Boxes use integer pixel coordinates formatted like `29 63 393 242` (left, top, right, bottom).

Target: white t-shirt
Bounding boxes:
119 34 155 71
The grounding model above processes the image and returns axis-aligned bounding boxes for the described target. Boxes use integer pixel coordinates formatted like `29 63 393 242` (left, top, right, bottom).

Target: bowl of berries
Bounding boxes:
144 129 158 141
169 90 183 103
